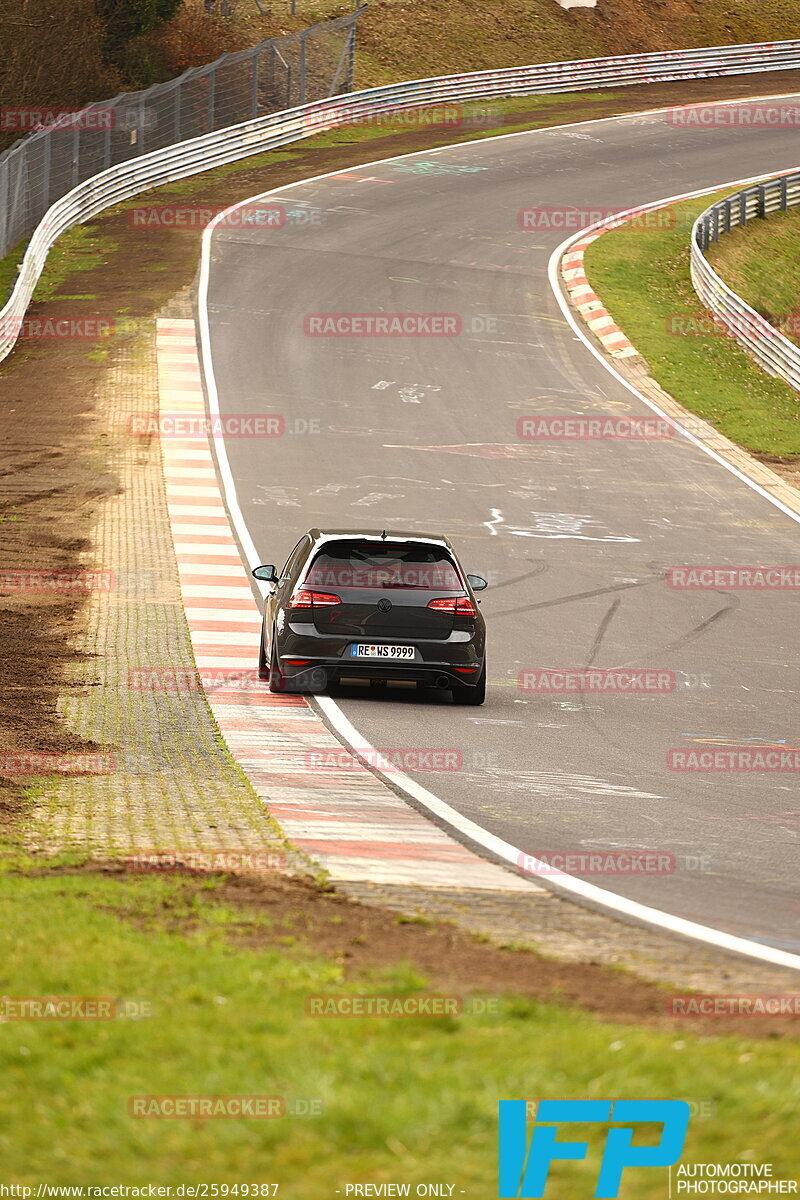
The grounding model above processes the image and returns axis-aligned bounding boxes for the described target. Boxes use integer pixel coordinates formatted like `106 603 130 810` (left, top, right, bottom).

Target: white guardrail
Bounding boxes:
3 38 800 362
691 171 800 393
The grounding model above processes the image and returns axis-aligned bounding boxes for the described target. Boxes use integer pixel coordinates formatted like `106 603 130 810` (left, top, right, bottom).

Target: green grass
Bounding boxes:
0 868 798 1189
0 236 26 307
584 190 800 459
0 225 117 311
708 205 800 347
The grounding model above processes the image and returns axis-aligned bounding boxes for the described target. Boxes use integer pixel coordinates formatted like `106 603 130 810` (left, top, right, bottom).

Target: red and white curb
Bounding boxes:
156 318 535 892
561 232 639 359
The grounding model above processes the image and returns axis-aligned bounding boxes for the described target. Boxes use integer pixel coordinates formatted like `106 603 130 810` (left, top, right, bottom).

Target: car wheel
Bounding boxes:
268 636 288 694
452 661 486 706
258 629 269 680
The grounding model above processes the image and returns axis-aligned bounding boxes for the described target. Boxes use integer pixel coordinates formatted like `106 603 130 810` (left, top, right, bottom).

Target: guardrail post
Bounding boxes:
347 9 363 91
299 30 307 105
739 193 747 227
757 183 767 218
0 162 9 259
138 98 146 155
780 176 788 212
710 206 719 244
43 133 52 208
208 67 216 133
723 198 731 234
251 48 260 119
72 127 80 188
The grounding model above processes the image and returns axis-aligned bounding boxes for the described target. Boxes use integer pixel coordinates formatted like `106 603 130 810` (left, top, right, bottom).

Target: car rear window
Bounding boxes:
305 542 462 590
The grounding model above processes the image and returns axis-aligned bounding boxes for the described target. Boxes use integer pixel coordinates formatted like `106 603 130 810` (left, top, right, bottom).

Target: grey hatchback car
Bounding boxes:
253 529 487 704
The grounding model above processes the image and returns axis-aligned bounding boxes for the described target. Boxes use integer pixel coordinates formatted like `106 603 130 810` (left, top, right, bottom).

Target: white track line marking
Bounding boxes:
198 94 800 971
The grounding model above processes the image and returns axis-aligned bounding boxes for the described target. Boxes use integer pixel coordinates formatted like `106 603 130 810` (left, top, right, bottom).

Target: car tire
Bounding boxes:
268 635 288 693
452 661 486 706
258 630 269 680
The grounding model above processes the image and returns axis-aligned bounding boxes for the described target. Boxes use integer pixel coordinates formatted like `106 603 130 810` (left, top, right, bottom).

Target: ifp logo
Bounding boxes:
498 1099 690 1197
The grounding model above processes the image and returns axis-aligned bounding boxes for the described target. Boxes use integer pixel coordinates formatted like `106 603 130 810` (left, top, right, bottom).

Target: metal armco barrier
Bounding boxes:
691 171 800 393
3 38 800 362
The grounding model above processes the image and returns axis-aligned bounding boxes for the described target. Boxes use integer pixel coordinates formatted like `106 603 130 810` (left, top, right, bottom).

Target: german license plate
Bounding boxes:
351 644 414 659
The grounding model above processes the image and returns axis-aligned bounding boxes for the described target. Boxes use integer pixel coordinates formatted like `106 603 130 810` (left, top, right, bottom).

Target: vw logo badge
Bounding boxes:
377 597 392 613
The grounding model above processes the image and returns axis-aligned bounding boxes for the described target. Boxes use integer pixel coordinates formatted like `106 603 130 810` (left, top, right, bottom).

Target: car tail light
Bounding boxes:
290 589 341 609
427 596 477 617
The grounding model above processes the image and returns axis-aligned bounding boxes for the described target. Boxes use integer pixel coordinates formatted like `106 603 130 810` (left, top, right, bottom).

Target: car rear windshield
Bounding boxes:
305 542 462 590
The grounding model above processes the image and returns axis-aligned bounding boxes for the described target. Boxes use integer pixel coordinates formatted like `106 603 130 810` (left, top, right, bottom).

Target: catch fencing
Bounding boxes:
0 10 361 262
4 37 800 361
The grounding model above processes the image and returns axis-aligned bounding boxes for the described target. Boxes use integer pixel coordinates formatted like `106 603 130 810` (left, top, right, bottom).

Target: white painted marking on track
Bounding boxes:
507 512 639 542
198 98 800 971
484 508 504 536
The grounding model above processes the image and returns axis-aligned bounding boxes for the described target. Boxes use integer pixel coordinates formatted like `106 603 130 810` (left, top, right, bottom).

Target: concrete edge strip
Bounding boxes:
195 114 800 972
156 317 535 894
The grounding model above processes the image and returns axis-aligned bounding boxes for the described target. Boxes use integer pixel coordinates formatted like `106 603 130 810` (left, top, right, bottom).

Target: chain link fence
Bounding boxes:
0 9 361 261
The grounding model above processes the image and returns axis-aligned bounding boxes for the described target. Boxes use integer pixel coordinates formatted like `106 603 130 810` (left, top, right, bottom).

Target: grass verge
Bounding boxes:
708 205 800 348
584 191 800 460
0 867 798 1187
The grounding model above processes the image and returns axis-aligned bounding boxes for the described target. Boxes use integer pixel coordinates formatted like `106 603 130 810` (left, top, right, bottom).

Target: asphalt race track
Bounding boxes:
202 98 800 952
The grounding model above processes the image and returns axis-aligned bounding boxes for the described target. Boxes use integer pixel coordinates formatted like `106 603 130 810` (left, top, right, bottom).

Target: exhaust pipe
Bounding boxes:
435 675 451 690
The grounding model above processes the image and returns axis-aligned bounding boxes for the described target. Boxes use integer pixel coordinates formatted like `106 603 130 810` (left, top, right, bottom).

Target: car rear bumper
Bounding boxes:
274 627 484 690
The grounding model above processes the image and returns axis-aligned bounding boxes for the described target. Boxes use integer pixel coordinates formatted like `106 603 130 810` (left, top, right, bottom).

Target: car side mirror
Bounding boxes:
467 574 488 591
252 564 278 582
